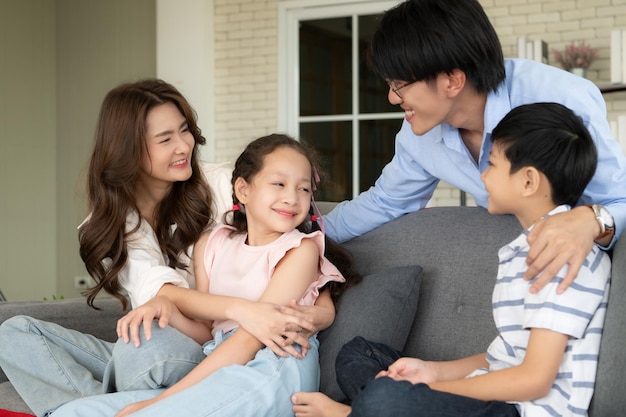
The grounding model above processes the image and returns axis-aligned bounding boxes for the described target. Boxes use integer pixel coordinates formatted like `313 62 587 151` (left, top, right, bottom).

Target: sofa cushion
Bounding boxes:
590 235 626 416
0 381 31 414
318 265 422 402
340 207 521 362
0 298 124 385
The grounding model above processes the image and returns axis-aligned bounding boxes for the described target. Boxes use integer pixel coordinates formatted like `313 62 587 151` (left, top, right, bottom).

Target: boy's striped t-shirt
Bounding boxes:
471 205 611 417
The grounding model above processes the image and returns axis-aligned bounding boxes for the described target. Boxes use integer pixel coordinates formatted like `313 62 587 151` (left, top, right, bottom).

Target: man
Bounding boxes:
323 0 626 295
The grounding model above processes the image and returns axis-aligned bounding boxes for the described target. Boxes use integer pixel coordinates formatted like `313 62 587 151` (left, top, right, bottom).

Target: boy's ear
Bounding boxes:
520 167 541 197
234 177 249 204
445 69 466 97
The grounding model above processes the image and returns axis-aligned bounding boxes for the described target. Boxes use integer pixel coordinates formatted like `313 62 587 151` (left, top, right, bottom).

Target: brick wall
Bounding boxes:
214 0 626 206
214 0 280 161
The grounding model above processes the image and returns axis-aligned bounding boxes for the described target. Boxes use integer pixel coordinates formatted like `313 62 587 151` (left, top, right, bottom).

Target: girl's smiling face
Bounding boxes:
235 146 312 245
139 102 195 193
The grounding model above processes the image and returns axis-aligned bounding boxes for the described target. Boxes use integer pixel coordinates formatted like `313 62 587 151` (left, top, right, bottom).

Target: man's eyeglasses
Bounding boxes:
388 80 416 99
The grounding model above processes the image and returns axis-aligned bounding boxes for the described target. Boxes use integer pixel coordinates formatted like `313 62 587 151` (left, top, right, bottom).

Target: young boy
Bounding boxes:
292 103 611 417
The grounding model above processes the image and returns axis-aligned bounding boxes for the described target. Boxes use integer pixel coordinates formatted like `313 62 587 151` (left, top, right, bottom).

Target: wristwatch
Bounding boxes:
587 204 615 241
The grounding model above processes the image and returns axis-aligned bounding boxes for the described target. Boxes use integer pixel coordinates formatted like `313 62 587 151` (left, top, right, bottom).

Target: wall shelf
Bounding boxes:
599 84 626 94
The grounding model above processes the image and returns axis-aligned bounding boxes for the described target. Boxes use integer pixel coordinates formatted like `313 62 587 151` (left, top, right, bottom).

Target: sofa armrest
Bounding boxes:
589 237 626 417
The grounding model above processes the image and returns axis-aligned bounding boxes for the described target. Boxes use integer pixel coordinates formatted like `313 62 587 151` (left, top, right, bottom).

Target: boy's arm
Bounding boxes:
429 353 488 382
430 328 568 402
380 352 487 384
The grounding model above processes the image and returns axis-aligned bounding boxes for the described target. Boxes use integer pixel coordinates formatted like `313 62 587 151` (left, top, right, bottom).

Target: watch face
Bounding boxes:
597 205 615 228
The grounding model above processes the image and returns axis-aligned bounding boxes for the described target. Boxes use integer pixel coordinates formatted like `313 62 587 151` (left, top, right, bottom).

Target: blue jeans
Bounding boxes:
0 316 204 416
336 336 402 401
49 333 321 417
337 337 520 417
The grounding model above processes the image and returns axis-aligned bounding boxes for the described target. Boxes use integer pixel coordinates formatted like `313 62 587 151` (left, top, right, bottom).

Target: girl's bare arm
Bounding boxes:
116 240 320 417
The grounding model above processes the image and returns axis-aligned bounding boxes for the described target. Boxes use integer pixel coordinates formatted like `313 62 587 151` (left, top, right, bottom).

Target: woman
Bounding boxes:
0 79 330 417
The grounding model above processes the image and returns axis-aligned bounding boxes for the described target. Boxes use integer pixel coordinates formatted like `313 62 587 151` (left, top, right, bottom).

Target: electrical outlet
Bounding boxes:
74 275 95 290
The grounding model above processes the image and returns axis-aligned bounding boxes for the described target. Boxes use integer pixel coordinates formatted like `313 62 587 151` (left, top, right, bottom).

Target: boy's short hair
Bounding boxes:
491 102 598 207
367 0 504 93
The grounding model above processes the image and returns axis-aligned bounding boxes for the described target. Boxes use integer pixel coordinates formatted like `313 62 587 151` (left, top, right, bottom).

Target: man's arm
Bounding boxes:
324 122 438 242
525 205 600 293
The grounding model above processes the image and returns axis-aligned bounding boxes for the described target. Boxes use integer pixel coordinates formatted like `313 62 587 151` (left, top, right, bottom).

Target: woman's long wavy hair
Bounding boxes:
79 79 214 310
227 134 362 304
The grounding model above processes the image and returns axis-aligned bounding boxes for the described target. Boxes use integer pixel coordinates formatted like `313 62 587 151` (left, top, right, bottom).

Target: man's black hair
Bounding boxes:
367 0 505 94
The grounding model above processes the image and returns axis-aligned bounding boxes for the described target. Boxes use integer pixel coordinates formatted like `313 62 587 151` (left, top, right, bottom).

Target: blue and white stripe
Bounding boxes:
474 206 611 417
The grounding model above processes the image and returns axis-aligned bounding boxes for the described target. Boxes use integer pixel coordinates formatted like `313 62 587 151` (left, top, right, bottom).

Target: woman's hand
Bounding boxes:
525 206 598 294
276 300 320 358
277 292 336 356
233 289 336 358
232 300 316 358
116 295 175 347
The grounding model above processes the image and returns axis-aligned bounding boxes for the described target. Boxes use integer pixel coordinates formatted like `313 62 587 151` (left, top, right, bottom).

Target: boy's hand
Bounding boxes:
525 206 598 294
376 357 437 384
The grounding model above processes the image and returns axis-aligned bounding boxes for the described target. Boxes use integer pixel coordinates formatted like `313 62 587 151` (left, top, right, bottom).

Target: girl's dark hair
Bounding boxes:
491 102 597 207
367 0 505 94
79 78 214 310
228 133 362 303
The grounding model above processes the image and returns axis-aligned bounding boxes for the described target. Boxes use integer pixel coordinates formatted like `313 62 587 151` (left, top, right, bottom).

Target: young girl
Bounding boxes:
50 133 361 417
0 80 327 416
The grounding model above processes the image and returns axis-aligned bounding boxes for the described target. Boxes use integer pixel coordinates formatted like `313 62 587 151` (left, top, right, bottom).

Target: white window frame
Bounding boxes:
278 0 401 198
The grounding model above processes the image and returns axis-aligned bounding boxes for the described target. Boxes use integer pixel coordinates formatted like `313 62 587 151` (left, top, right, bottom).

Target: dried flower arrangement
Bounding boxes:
551 40 599 70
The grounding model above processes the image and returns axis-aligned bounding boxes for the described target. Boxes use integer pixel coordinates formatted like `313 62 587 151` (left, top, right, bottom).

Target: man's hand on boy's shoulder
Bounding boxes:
524 206 599 294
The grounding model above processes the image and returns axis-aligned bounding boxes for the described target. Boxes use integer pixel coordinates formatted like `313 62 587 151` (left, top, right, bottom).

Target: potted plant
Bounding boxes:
551 40 599 77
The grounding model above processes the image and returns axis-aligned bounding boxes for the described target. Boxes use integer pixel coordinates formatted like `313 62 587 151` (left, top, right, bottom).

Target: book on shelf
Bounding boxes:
516 37 548 64
611 29 622 84
611 115 626 155
608 28 626 85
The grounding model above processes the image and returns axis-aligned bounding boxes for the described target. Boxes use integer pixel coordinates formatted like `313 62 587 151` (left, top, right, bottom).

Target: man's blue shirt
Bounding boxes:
324 59 626 244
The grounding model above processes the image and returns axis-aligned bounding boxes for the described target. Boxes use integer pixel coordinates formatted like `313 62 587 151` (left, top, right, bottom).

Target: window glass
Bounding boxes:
300 121 353 202
295 7 402 200
300 19 352 116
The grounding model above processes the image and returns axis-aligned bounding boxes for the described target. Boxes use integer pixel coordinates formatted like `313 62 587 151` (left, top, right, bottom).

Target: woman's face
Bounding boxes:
139 102 195 193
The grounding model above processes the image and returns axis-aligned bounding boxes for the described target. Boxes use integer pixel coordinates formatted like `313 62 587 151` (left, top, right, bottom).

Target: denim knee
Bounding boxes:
350 377 415 417
0 315 38 350
109 323 204 391
336 336 371 371
0 316 29 359
336 336 400 369
0 315 32 334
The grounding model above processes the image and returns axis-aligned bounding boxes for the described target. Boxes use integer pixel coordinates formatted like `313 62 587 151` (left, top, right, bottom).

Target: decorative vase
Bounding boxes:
570 67 587 78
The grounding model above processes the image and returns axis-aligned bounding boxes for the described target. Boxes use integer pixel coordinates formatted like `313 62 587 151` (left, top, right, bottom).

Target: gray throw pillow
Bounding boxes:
317 265 422 402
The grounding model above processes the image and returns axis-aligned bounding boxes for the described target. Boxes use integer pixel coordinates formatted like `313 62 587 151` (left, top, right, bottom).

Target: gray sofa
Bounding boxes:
2 206 625 415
